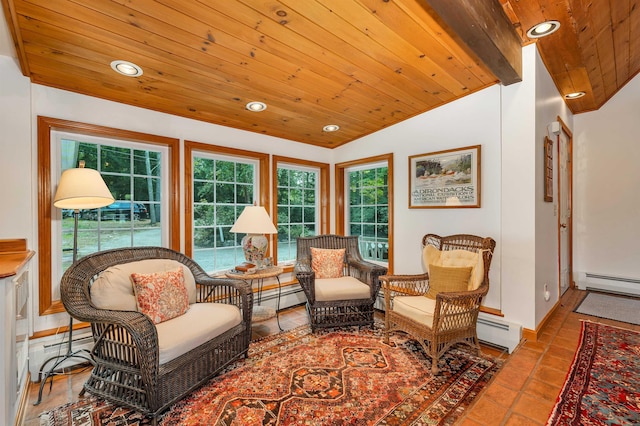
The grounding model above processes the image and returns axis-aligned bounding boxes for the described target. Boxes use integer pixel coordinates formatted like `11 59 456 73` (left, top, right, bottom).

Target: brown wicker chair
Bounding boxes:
294 234 388 331
60 247 253 423
381 234 495 374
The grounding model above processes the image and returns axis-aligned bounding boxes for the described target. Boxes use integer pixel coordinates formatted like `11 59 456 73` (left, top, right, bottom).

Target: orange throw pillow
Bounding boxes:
425 265 472 299
310 247 345 279
131 268 189 324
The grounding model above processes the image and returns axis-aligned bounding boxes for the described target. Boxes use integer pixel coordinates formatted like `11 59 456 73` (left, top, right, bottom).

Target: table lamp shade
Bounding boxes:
230 206 278 234
230 206 277 267
54 167 114 210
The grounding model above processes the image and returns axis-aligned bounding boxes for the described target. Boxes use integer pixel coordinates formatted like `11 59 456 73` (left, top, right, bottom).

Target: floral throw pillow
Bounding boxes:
130 268 189 324
311 247 345 279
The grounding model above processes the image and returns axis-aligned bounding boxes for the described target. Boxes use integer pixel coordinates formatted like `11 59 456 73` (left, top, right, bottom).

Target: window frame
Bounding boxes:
53 132 169 275
37 116 180 315
184 141 270 272
272 156 330 267
335 153 394 273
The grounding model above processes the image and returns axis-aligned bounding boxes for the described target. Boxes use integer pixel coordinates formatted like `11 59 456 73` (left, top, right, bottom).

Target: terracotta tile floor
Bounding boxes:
458 288 640 425
23 288 638 425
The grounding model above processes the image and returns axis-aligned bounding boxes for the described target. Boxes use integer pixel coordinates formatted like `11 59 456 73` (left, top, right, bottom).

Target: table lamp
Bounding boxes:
35 161 114 405
230 205 277 269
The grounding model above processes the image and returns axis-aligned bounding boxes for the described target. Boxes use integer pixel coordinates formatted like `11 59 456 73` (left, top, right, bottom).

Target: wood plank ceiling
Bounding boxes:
503 0 640 115
2 0 638 148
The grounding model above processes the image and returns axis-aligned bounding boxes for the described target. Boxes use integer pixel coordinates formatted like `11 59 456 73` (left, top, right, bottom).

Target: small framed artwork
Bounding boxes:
544 136 553 202
408 145 481 208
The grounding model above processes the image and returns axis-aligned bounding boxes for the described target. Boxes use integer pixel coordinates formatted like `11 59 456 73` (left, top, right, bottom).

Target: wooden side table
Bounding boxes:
226 266 283 330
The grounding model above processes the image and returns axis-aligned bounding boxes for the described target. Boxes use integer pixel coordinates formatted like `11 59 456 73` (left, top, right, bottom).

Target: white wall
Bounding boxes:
336 45 573 331
335 84 503 310
499 45 537 328
533 50 573 323
573 73 640 290
0 55 32 241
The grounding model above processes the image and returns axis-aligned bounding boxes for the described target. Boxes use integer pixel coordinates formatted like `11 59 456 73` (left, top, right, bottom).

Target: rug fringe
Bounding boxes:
39 413 51 426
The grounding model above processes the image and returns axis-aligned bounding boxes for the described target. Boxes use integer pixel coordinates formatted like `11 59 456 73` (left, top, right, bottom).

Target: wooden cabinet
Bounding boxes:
0 239 34 426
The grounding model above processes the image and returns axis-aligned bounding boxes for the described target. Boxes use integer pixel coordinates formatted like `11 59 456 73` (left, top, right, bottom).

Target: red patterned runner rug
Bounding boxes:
41 322 501 425
546 321 640 425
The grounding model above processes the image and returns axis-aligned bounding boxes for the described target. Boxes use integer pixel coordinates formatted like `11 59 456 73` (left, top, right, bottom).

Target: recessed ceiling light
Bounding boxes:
564 91 586 99
526 20 561 39
110 60 143 77
246 101 267 112
322 124 340 132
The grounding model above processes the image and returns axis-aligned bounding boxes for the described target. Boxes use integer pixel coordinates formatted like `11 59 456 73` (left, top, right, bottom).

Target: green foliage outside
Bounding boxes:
349 166 389 261
62 140 162 223
276 167 318 261
59 139 164 271
192 157 255 249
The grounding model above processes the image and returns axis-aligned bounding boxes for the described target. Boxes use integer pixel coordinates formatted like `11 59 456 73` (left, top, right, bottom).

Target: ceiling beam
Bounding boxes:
423 0 522 85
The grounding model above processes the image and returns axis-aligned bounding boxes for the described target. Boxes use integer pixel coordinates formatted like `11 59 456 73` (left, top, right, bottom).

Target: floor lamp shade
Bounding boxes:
230 206 277 268
54 167 114 210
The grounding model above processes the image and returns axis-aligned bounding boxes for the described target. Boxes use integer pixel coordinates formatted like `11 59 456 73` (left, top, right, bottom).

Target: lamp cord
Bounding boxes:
33 209 95 405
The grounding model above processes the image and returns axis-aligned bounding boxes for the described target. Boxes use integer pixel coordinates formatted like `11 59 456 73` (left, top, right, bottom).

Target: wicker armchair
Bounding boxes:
294 234 388 331
60 247 253 423
381 234 495 374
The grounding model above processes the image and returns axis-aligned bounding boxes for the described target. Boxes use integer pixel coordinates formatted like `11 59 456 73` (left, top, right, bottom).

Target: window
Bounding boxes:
348 165 389 262
38 117 179 315
273 156 329 265
336 154 393 271
57 136 165 272
185 141 270 273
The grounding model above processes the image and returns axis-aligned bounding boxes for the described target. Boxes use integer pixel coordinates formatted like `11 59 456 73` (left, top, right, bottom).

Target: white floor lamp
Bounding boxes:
34 161 114 405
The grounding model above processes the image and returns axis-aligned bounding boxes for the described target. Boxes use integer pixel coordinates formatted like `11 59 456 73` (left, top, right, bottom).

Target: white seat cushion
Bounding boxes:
393 296 436 328
90 259 198 311
315 276 371 302
155 302 242 365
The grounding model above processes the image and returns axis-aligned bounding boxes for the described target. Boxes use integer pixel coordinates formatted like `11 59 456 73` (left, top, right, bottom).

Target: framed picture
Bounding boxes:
544 136 553 202
408 145 481 208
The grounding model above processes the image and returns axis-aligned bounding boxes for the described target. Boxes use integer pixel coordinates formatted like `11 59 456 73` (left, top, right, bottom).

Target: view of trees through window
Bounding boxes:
276 165 319 263
59 138 163 271
191 155 256 271
348 165 389 263
58 135 383 274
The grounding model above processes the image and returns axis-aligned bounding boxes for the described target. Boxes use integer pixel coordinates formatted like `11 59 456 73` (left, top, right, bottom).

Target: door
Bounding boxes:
558 119 573 294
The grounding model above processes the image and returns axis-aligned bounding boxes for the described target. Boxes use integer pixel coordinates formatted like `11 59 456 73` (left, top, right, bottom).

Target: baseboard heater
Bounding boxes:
42 335 94 350
585 273 640 285
29 333 94 378
583 273 640 297
476 316 522 354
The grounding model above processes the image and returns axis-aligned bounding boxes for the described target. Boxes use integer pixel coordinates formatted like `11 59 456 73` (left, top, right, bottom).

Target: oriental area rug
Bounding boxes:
546 321 640 425
41 322 501 425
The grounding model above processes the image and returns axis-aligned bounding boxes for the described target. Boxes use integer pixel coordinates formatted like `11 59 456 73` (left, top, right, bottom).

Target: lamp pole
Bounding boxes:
34 163 114 405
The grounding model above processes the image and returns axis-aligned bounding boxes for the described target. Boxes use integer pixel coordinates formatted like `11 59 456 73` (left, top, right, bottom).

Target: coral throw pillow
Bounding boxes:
425 265 473 299
131 268 190 324
311 247 345 279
